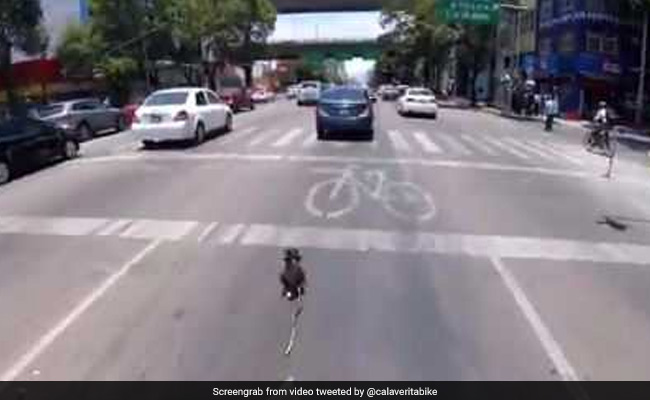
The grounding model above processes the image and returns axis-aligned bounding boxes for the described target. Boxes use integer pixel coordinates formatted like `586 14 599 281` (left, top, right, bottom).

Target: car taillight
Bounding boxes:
174 111 189 121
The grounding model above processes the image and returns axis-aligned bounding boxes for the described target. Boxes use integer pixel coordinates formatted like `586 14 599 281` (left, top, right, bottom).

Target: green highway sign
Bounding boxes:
438 0 499 25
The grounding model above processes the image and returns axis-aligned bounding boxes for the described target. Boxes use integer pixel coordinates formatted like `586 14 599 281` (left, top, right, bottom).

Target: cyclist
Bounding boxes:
592 101 611 148
280 248 307 302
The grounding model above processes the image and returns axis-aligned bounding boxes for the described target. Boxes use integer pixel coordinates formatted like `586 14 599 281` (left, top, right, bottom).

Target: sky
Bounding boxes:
269 12 384 42
270 12 383 81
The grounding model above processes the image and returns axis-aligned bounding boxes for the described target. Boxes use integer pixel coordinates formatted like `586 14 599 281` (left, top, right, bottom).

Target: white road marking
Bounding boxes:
502 137 557 162
239 223 650 265
272 128 305 148
413 132 443 153
120 219 198 241
460 135 498 156
0 240 162 382
481 136 531 160
435 133 473 155
491 257 579 381
387 130 412 152
95 219 133 236
302 133 317 148
219 126 258 146
0 216 108 237
527 140 585 166
248 130 278 147
216 223 247 244
197 222 219 242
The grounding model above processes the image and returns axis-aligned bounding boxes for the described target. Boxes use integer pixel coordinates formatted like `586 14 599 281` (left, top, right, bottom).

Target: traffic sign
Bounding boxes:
438 0 499 25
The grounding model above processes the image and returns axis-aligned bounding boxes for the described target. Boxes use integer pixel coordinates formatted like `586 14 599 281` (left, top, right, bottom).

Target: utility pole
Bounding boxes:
636 9 648 125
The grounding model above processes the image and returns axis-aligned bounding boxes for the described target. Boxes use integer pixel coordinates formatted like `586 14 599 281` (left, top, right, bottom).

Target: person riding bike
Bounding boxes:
280 248 307 302
591 101 611 148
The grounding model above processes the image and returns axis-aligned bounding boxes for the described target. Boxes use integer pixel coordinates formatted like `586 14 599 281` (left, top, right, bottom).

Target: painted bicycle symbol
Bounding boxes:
305 165 436 222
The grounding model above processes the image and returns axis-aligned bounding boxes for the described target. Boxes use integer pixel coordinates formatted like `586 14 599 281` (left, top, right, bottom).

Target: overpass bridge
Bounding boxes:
271 0 381 13
265 39 380 62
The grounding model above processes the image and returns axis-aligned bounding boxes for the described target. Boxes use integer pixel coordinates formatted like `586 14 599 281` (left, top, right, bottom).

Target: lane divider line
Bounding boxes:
0 240 162 382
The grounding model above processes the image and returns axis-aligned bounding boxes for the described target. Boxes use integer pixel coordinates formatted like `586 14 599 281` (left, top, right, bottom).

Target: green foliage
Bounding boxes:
56 23 103 77
0 0 47 107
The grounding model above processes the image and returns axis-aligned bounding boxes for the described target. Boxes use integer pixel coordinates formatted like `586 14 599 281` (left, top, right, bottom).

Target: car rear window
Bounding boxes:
321 88 366 102
302 82 319 89
409 89 434 96
144 92 189 106
37 104 65 118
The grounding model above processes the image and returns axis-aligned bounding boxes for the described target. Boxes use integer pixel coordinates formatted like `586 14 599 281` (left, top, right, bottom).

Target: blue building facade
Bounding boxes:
535 0 642 119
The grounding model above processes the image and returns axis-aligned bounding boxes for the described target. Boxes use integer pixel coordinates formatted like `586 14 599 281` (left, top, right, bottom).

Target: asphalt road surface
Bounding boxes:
2 99 650 381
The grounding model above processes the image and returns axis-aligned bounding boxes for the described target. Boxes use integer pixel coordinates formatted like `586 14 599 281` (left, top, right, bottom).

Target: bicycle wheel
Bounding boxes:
305 178 359 219
382 181 436 222
583 130 596 153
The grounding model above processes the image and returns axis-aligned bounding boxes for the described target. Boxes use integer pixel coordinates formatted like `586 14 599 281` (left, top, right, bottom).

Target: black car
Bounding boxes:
0 116 79 185
316 87 374 141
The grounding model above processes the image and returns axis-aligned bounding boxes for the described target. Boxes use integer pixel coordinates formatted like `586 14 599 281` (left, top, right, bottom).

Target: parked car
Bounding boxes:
0 116 79 185
297 81 321 106
132 87 233 147
218 75 254 112
36 98 126 141
251 88 275 103
316 86 374 141
397 87 438 118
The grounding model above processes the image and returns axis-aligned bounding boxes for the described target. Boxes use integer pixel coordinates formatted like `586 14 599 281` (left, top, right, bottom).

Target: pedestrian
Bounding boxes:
544 95 558 131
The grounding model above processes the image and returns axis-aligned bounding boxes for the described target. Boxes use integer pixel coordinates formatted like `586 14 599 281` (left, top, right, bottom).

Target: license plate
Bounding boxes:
150 115 162 123
340 109 351 116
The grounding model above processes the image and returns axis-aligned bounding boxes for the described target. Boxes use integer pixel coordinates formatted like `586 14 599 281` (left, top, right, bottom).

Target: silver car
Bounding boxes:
37 99 126 140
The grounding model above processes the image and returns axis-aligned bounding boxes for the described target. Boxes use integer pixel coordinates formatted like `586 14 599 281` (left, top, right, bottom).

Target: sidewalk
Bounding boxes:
480 106 650 144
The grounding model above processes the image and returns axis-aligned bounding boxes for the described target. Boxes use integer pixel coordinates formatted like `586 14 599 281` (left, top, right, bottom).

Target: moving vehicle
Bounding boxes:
0 116 79 185
297 81 321 106
251 88 276 103
397 88 438 118
380 85 400 101
286 85 300 99
132 87 233 147
218 75 254 112
36 98 126 141
316 86 374 141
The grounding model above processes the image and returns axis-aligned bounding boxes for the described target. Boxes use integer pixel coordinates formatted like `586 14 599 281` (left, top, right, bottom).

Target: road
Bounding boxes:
2 99 650 381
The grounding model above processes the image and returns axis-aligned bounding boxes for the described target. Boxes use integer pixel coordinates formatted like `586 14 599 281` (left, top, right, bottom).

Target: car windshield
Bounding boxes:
408 89 433 96
321 88 366 102
144 92 189 106
36 104 65 118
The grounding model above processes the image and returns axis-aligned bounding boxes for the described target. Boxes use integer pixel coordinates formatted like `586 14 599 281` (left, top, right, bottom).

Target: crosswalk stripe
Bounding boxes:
302 133 317 148
272 128 305 148
248 129 279 147
215 224 247 244
502 137 557 162
120 219 198 241
527 140 584 166
460 135 498 156
413 132 443 153
387 130 412 152
481 136 530 160
219 126 258 146
435 133 473 155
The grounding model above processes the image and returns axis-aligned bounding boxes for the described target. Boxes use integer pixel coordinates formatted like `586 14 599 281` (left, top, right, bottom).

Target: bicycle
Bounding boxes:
583 123 618 159
305 165 436 222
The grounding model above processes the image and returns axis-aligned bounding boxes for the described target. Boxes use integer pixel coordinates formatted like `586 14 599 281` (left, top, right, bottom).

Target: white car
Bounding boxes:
297 81 321 106
397 88 438 118
132 87 233 147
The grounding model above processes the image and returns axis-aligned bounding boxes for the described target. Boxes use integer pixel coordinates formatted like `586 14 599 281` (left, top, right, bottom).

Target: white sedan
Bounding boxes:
132 87 233 147
397 88 438 118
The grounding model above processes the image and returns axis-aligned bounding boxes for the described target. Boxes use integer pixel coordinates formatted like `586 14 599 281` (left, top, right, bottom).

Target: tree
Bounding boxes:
56 23 103 78
172 0 276 89
0 0 48 111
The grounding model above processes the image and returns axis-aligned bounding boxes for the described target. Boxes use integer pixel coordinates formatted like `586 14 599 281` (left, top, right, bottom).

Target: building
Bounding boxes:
535 0 642 119
494 0 538 107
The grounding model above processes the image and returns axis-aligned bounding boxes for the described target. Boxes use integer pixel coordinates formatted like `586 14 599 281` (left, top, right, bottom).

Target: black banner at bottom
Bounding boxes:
1 382 649 400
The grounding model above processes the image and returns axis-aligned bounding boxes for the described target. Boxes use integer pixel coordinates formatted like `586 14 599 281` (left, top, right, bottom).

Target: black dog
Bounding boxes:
280 248 307 301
